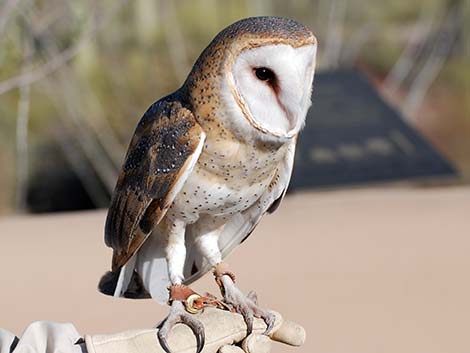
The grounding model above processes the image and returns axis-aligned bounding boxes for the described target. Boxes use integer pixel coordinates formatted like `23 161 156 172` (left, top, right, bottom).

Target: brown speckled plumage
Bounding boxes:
105 100 204 269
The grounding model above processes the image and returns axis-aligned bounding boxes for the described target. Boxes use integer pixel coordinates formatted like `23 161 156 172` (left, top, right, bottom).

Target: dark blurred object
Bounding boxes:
291 70 457 189
27 144 110 213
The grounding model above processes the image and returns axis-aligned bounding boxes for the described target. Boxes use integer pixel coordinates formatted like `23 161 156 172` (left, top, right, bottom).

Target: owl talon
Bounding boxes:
157 300 205 353
263 311 276 335
239 304 254 335
219 275 275 336
246 290 258 305
157 330 171 353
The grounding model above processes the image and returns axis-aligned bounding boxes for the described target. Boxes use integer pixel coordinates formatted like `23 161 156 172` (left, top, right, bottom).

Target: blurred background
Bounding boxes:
0 0 468 215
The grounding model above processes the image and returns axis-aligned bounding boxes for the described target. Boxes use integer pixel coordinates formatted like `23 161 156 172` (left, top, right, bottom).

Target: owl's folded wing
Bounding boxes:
105 98 205 270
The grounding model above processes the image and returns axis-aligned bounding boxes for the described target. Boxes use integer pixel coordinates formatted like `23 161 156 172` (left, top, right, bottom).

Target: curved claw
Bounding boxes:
262 311 276 335
181 315 205 353
195 330 205 353
156 301 205 353
157 329 172 353
239 304 254 336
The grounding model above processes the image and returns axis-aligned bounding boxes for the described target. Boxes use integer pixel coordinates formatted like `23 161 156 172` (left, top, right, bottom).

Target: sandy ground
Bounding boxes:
0 186 469 353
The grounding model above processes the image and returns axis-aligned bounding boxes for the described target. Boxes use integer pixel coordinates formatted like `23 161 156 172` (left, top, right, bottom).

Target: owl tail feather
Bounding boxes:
98 266 151 299
98 270 120 296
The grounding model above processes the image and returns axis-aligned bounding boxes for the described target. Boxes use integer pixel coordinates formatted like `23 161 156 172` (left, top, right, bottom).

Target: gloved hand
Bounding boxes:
1 307 305 353
88 308 305 353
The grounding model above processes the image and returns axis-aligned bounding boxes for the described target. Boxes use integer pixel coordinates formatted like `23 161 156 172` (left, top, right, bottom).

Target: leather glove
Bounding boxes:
1 308 305 353
87 308 305 353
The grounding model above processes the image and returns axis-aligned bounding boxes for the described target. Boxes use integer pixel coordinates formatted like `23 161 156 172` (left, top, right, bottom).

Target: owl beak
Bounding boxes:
284 52 316 136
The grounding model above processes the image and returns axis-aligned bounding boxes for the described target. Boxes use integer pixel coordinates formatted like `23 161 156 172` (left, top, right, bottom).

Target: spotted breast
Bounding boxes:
168 136 289 225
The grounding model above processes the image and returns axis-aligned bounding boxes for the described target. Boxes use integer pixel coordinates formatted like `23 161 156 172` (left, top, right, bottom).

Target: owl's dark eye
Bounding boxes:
254 67 275 82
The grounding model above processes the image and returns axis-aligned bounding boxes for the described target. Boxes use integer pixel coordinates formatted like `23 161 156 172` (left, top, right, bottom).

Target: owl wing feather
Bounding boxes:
105 98 205 271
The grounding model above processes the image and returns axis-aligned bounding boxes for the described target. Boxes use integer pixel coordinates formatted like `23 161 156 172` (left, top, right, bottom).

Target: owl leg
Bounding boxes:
157 220 205 353
157 288 205 353
214 262 276 336
193 227 275 336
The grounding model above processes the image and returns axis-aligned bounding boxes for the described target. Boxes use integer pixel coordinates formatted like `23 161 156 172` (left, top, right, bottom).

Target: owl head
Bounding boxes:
185 17 317 142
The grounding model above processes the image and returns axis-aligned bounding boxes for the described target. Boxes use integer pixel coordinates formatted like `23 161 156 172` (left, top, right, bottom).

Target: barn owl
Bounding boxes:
99 16 317 353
